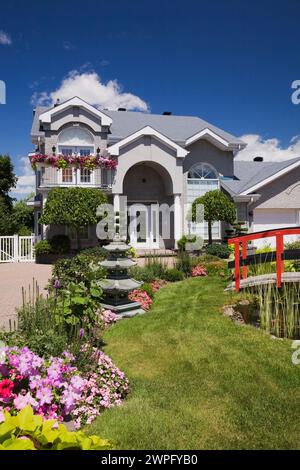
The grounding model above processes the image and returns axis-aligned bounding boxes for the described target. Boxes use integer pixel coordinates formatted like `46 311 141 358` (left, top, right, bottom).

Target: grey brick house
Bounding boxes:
29 96 300 249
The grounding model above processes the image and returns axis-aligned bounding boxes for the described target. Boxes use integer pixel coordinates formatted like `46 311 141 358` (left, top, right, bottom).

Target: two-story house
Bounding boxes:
29 96 300 249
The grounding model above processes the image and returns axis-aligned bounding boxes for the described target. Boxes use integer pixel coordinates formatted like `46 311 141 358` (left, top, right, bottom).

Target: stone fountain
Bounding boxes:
98 235 145 318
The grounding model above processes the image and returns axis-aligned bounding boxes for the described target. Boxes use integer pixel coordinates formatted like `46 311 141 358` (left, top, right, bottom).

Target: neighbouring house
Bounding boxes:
28 96 300 249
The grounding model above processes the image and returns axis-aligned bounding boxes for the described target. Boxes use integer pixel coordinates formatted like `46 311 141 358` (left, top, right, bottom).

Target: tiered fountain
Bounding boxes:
99 235 145 318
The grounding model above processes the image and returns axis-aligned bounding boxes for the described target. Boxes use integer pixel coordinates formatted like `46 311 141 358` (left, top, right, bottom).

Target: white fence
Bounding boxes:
0 235 35 263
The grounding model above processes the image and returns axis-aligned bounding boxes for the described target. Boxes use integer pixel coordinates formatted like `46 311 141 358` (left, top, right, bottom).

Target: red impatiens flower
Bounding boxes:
0 379 14 399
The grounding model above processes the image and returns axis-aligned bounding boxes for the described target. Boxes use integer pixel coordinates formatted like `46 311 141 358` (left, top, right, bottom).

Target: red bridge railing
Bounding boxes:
228 227 300 291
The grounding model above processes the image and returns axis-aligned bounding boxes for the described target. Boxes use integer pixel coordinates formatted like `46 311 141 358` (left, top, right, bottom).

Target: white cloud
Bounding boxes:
0 31 12 45
12 157 35 197
236 134 300 162
63 41 75 51
32 70 149 111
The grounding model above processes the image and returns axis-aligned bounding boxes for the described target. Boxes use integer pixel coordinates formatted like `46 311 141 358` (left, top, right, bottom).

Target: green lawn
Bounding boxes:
88 276 300 449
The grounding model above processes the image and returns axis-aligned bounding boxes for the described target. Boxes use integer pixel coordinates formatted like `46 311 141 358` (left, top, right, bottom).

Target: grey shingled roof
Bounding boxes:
223 157 300 194
31 105 244 146
104 110 244 146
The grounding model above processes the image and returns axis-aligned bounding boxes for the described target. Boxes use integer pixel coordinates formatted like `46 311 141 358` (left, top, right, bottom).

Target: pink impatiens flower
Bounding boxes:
191 265 208 277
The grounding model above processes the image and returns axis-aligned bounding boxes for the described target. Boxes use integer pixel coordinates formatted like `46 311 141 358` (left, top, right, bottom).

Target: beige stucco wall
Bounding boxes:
43 106 108 154
252 168 300 209
112 136 183 195
183 140 234 177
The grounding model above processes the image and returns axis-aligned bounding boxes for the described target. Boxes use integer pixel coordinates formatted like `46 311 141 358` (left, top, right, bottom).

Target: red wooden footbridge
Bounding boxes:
227 227 300 291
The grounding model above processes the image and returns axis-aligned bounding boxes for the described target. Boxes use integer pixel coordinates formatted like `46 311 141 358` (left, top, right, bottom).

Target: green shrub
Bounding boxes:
80 245 108 262
193 258 229 277
164 268 184 282
285 241 300 250
0 405 112 450
197 253 222 262
177 235 196 252
50 234 70 254
34 240 52 256
206 243 231 259
145 258 167 279
56 281 103 331
141 282 154 298
176 252 192 277
17 280 103 358
17 225 32 236
51 254 106 290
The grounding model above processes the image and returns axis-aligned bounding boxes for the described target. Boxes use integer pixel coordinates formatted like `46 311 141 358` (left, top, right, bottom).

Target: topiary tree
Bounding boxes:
192 189 236 245
40 187 107 250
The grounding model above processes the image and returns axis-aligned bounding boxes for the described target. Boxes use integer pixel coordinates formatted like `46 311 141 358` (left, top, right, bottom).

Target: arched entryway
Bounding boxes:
122 162 175 249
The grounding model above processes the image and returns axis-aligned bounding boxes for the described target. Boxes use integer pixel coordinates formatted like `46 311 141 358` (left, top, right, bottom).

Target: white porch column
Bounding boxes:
113 193 120 213
42 194 48 240
174 193 183 247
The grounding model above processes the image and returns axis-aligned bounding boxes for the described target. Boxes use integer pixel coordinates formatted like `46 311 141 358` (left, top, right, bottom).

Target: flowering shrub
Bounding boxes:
128 289 152 310
0 345 128 428
72 349 129 429
30 154 117 170
150 279 168 292
191 265 208 277
99 309 118 329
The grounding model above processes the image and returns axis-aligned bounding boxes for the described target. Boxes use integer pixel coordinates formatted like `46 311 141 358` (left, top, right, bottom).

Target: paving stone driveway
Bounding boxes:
0 263 52 330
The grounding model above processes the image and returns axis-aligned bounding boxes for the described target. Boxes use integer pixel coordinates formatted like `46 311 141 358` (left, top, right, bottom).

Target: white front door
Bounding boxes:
129 204 159 249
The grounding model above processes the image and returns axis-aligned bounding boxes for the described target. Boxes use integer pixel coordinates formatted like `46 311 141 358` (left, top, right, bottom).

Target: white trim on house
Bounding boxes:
39 96 112 126
107 125 189 158
185 128 246 151
240 159 300 195
57 167 96 186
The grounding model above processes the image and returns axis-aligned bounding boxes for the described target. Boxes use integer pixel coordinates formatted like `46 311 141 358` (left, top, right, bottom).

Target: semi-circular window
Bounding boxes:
188 162 219 180
187 162 220 239
58 127 94 155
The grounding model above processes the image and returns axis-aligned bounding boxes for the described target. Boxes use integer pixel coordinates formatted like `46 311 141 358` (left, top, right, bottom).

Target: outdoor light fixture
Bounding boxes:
96 147 100 154
52 145 56 154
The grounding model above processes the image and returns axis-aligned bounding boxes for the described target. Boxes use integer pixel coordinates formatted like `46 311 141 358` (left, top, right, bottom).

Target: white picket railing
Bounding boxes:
0 235 35 263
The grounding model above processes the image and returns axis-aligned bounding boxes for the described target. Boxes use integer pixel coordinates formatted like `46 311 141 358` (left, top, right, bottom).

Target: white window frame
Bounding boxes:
79 167 95 185
58 145 94 156
187 162 221 240
59 167 76 185
58 167 95 186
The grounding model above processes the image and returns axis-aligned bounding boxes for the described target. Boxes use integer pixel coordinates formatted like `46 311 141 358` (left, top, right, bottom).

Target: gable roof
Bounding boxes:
224 157 300 195
31 103 244 148
38 96 112 126
107 125 188 158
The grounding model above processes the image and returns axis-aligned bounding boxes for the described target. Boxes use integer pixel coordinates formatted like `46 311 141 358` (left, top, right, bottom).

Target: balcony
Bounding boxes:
28 153 115 191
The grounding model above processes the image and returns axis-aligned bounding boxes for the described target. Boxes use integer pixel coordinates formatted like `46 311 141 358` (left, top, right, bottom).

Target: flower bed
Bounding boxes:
0 345 129 429
128 289 152 310
191 265 208 277
30 153 117 170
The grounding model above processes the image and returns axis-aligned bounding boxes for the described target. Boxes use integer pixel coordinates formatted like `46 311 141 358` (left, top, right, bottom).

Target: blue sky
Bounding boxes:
1 0 300 196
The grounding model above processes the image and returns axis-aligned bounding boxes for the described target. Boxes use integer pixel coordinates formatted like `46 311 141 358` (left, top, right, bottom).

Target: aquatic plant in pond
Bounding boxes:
255 282 300 338
235 283 300 339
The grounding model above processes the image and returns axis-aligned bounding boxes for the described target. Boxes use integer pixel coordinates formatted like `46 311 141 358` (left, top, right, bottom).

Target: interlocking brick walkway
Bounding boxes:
0 263 52 330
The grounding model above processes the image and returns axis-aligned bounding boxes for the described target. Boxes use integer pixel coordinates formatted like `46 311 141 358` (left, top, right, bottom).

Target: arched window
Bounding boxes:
188 162 219 180
187 162 220 240
58 127 94 156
